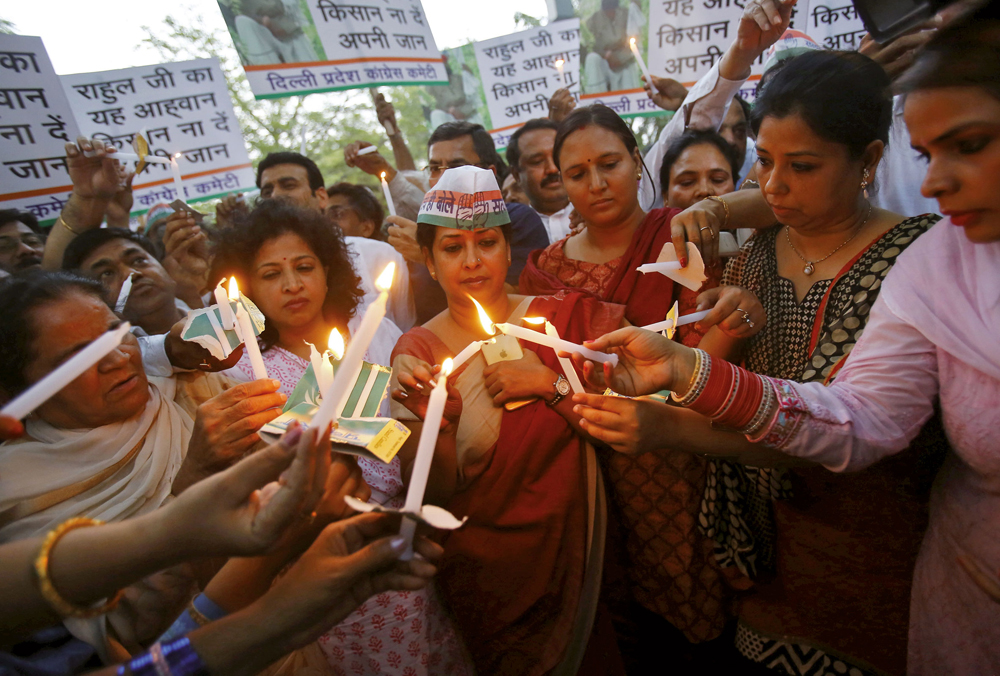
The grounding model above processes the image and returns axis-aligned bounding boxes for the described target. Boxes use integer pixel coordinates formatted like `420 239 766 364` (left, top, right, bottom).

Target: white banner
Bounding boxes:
0 35 81 224
475 19 582 147
224 0 448 99
61 58 255 214
802 1 866 51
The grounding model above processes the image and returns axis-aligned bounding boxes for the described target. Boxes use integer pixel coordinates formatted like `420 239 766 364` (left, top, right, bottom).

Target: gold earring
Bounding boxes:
861 169 870 200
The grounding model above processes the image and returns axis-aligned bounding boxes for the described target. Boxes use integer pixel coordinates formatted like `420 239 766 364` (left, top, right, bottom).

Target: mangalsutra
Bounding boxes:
786 203 872 275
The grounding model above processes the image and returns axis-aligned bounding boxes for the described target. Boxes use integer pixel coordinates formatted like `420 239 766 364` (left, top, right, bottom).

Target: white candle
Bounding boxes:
629 37 653 86
114 273 134 314
308 329 342 395
214 278 235 330
313 263 395 430
555 58 566 84
542 321 585 394
636 261 682 275
299 127 306 155
83 150 170 164
380 172 396 217
170 155 184 202
450 339 487 370
640 309 711 334
398 357 453 559
235 302 268 380
495 322 618 366
357 145 378 156
1 323 131 420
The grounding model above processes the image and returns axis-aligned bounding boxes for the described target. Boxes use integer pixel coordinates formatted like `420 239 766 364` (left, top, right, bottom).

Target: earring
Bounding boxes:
861 169 870 200
429 270 437 280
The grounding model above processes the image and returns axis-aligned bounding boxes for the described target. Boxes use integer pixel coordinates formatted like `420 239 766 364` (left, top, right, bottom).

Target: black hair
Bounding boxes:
256 152 325 192
0 209 41 234
416 222 513 260
0 270 105 395
505 118 559 168
733 95 752 124
553 104 645 173
896 3 1000 102
750 50 892 159
659 129 742 195
326 182 386 240
62 228 159 271
209 200 364 351
428 121 509 183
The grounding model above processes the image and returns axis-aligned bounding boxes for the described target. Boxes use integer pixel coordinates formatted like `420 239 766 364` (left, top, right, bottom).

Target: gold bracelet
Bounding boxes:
705 195 730 230
34 517 124 618
57 215 81 235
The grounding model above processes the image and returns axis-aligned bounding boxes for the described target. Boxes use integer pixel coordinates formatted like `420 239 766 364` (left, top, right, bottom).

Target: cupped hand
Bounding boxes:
65 137 123 202
572 393 670 456
548 88 576 123
385 216 422 263
569 326 694 397
482 349 555 405
670 198 725 266
162 211 211 298
694 285 767 338
344 141 391 178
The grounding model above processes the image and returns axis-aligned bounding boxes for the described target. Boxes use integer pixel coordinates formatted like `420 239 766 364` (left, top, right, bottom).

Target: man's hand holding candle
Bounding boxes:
385 216 423 264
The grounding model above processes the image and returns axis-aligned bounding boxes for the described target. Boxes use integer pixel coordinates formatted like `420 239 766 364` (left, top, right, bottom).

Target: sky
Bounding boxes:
2 0 551 75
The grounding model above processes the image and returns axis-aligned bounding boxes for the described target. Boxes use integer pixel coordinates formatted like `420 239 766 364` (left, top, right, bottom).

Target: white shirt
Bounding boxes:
872 96 939 218
536 203 574 244
347 236 416 332
642 61 747 207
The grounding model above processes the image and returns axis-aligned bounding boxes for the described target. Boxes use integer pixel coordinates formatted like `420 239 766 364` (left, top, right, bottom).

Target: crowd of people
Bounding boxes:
1 0 998 674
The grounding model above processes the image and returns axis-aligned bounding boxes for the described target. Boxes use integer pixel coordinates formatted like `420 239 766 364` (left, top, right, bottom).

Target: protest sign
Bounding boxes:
218 0 448 99
62 58 255 214
802 1 866 52
425 44 492 136
0 35 81 225
474 19 581 150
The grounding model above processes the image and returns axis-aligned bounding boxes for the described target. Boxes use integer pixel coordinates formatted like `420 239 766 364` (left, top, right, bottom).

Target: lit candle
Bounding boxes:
83 149 170 165
230 279 267 380
380 172 396 217
398 357 453 560
629 37 653 87
312 263 395 430
494 322 619 366
555 58 566 84
450 339 487 370
170 153 184 202
1 323 131 420
640 310 711 334
523 317 585 394
308 328 343 395
213 278 235 330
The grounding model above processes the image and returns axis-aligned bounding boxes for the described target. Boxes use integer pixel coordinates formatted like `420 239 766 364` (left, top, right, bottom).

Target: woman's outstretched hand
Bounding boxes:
568 327 696 397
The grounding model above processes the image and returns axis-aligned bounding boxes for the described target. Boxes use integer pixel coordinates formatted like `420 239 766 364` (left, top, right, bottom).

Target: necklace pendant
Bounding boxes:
803 263 815 275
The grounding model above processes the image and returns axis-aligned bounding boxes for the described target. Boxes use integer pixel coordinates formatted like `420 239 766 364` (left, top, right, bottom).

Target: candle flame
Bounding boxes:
522 316 545 325
375 262 395 291
629 37 636 47
555 58 565 67
173 152 182 159
328 329 345 360
470 297 495 335
380 171 387 180
441 357 454 377
227 277 239 301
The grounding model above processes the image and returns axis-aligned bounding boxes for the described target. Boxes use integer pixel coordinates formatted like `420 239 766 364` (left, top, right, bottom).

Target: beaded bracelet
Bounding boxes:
34 517 124 619
117 637 209 676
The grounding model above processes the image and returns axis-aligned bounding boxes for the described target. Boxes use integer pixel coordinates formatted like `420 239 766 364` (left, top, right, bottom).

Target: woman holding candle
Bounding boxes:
572 48 958 675
209 199 471 676
0 270 290 661
390 166 628 676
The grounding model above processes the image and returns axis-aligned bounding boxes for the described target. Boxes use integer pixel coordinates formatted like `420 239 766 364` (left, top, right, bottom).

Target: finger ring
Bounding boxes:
737 308 755 328
699 226 715 240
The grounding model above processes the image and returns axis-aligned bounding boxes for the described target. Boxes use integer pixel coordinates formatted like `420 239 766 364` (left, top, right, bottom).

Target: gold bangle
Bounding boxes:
705 195 730 230
186 597 212 627
34 517 124 618
57 215 81 235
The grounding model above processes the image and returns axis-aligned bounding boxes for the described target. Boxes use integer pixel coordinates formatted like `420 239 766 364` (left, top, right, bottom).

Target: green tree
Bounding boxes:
0 17 17 34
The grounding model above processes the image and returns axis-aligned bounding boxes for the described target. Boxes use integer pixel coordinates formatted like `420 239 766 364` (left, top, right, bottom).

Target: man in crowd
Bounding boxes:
0 210 45 275
352 122 548 322
255 152 415 331
326 183 385 240
505 118 574 244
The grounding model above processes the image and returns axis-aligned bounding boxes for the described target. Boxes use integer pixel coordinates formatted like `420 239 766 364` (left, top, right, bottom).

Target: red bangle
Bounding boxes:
687 358 767 429
689 357 734 416
720 373 762 429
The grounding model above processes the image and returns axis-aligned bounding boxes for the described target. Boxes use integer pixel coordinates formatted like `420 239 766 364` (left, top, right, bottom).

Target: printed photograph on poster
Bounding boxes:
220 0 449 99
217 0 325 66
474 20 581 150
426 45 491 133
0 34 82 225
61 58 256 215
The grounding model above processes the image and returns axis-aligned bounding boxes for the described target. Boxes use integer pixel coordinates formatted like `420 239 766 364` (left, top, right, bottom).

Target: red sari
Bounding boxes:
521 208 735 643
392 293 623 676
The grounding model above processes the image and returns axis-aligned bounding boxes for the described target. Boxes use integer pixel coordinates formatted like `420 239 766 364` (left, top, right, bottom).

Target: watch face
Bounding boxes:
556 377 571 396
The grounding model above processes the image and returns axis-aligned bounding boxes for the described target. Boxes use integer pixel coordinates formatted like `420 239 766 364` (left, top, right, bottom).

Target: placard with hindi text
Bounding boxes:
61 58 255 215
0 35 81 225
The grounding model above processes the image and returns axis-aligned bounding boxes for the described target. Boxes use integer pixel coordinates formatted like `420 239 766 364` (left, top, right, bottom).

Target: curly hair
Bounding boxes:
209 200 364 352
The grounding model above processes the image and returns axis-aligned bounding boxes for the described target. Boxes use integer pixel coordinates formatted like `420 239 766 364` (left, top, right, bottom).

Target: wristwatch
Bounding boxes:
547 374 571 407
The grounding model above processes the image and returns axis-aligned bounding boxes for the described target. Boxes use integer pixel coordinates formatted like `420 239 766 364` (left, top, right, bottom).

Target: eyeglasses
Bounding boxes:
0 233 45 256
426 161 490 179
